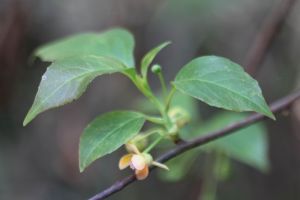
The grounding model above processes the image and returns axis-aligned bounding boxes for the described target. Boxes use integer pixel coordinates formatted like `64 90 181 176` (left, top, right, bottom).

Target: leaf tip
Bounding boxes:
159 41 172 51
262 107 276 120
268 112 276 120
164 41 172 46
79 145 85 172
22 120 28 127
79 156 87 173
23 106 38 126
23 113 32 127
79 165 85 173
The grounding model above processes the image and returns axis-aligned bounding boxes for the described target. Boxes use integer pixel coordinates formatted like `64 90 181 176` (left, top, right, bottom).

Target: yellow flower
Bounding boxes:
119 143 168 180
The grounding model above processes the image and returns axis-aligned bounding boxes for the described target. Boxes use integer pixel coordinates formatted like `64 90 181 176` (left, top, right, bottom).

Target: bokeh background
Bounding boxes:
1 0 300 199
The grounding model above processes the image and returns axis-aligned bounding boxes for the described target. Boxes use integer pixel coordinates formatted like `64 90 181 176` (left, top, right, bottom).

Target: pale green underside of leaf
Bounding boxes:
181 112 269 172
173 56 275 119
23 56 125 126
141 41 171 77
79 111 145 172
35 28 135 67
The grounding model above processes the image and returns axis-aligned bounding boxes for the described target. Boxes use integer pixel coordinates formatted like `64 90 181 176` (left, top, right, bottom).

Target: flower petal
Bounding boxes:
125 143 140 154
119 154 133 170
152 161 169 170
135 166 149 180
131 154 146 170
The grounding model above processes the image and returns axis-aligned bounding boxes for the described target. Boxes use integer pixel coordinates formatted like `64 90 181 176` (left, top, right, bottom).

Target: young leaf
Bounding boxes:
173 56 275 119
141 42 171 78
23 56 125 126
181 112 269 172
79 111 145 172
35 28 135 67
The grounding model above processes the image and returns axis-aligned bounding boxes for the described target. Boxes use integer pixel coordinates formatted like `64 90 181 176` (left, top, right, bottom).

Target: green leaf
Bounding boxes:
158 149 199 182
79 111 145 172
141 42 171 77
35 28 135 67
173 56 275 119
181 112 269 172
23 56 125 126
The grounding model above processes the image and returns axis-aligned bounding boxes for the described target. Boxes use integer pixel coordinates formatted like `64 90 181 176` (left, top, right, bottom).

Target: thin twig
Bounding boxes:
244 0 297 75
89 89 300 200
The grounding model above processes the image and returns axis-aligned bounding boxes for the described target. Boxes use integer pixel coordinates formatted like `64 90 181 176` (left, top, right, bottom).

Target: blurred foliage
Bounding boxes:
159 111 268 200
182 112 269 172
158 148 200 182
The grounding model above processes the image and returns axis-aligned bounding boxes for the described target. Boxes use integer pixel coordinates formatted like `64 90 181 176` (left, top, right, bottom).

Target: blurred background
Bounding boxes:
0 0 300 199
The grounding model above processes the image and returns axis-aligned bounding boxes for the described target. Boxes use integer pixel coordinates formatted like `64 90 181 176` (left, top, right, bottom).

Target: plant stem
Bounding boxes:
199 154 216 200
123 70 163 112
144 115 165 125
136 128 162 141
165 86 176 111
200 151 226 200
123 69 174 134
158 72 168 100
143 134 164 153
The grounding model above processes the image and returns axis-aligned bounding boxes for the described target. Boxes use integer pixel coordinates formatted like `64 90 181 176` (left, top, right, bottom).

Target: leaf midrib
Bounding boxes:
174 78 266 113
82 115 143 167
29 67 121 118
